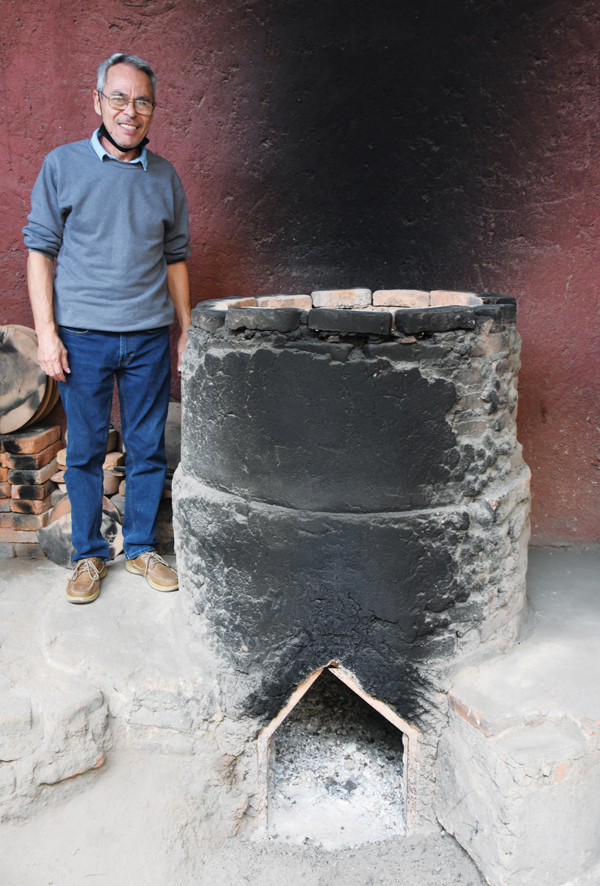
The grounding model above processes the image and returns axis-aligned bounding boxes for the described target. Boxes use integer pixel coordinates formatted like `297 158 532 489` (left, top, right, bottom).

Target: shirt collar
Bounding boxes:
91 128 148 170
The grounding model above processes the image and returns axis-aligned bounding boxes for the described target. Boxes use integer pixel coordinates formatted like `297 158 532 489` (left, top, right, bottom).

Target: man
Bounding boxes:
23 53 191 603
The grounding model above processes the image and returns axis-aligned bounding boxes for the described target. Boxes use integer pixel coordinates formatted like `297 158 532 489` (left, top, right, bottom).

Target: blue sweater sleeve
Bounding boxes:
164 181 191 264
23 154 66 259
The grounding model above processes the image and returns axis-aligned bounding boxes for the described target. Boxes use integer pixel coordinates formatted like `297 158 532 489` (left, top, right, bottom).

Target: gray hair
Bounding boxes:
96 53 156 101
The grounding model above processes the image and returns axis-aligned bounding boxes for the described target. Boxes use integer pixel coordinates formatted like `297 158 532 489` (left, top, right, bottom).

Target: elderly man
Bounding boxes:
23 53 191 603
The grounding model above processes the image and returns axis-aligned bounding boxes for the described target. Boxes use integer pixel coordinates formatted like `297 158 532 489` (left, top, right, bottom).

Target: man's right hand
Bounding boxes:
37 327 70 381
27 252 70 381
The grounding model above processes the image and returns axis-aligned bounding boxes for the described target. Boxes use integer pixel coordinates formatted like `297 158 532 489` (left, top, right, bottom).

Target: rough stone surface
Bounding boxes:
179 319 523 514
436 548 600 886
174 307 530 830
175 470 528 723
0 567 213 868
0 558 224 825
0 564 109 820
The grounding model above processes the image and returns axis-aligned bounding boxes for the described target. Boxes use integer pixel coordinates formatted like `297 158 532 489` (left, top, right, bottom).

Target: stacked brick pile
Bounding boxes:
2 418 177 559
50 428 120 495
0 423 61 559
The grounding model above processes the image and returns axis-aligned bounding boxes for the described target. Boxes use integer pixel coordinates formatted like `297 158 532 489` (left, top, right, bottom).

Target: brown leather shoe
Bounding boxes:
125 551 179 592
66 557 107 604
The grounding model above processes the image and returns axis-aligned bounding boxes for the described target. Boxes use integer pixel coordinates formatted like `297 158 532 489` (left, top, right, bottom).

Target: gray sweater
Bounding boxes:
23 135 190 332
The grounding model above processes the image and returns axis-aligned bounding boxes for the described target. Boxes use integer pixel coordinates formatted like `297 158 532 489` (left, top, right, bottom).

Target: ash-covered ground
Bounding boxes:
270 669 406 848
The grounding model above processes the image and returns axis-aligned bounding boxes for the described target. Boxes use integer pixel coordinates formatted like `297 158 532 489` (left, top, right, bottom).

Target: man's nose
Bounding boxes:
121 98 138 115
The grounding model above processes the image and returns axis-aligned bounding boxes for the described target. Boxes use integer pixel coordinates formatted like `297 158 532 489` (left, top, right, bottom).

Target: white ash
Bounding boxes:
269 669 405 850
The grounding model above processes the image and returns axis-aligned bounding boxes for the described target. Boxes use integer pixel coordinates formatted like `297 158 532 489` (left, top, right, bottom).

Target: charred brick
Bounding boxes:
192 307 226 332
226 307 302 333
308 308 392 336
477 292 517 305
475 302 517 325
395 307 477 335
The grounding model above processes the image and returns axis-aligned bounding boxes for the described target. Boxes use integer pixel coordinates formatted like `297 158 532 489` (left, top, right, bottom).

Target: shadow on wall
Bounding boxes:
214 0 600 544
240 0 536 291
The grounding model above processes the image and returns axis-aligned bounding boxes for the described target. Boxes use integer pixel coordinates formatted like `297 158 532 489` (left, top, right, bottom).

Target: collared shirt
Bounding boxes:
91 127 148 171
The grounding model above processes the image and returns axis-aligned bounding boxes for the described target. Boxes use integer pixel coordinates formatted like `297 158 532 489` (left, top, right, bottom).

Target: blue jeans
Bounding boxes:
58 326 171 563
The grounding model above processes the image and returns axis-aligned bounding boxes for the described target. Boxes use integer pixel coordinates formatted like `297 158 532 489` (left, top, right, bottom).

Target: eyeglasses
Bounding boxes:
98 92 154 116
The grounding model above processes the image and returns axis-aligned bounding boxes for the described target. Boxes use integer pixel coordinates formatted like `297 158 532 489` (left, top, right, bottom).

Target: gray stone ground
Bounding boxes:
0 546 598 884
0 553 484 886
0 753 483 885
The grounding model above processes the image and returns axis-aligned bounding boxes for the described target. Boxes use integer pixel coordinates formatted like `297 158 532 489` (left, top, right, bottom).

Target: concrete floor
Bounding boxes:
453 545 600 727
0 546 598 885
436 546 600 886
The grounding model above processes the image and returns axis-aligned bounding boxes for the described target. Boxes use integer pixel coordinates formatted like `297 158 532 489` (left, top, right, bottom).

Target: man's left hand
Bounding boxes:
166 261 191 375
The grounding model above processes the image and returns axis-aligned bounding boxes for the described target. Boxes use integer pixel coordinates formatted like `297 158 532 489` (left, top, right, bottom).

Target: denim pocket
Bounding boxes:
59 326 90 336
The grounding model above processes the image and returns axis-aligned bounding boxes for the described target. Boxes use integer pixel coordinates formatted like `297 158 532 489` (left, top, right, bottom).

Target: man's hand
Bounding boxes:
166 261 191 376
37 326 70 381
27 251 70 381
177 328 188 375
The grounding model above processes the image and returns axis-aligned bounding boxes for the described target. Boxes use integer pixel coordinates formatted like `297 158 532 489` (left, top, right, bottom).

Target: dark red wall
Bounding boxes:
1 0 599 544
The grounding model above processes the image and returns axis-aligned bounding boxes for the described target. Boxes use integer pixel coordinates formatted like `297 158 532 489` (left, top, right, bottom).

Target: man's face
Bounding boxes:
94 63 154 152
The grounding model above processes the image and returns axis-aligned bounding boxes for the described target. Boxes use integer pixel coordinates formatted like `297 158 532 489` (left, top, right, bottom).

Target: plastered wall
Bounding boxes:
1 0 599 544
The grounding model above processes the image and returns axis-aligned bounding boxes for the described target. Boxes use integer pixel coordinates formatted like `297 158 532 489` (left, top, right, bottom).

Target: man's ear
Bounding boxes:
93 90 102 118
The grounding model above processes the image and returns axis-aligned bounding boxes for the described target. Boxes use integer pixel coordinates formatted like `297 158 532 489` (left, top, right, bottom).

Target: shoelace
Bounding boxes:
139 551 170 577
71 558 101 581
